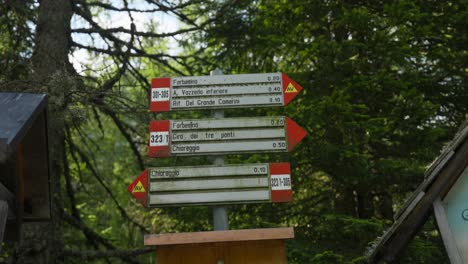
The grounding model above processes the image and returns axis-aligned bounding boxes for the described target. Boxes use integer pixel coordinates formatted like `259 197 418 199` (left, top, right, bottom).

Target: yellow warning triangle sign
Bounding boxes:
132 181 146 193
285 83 298 93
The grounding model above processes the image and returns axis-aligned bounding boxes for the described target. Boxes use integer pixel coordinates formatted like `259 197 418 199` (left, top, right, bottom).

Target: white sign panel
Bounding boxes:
130 163 293 207
150 72 303 112
149 116 306 158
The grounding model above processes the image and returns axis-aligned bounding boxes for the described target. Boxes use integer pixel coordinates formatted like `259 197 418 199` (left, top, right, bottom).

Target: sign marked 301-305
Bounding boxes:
150 72 303 112
148 116 307 158
128 163 293 207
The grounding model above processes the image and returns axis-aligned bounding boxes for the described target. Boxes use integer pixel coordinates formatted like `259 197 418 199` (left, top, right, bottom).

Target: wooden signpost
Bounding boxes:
128 71 306 264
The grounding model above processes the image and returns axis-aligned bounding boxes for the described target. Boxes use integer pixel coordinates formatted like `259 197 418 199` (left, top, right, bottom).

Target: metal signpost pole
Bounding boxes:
210 69 229 231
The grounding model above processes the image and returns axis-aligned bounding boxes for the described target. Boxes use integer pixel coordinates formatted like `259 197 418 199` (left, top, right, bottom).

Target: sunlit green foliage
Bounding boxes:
0 0 466 263
0 0 36 80
182 0 467 262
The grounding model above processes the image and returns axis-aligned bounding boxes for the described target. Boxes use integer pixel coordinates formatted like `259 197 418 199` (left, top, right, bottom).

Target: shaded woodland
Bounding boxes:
0 0 467 263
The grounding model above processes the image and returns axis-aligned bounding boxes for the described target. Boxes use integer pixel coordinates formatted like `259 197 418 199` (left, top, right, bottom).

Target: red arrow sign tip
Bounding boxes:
128 169 148 208
282 73 303 106
286 117 307 151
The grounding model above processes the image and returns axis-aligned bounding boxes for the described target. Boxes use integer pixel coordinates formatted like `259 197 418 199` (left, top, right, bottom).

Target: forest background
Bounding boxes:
0 0 467 263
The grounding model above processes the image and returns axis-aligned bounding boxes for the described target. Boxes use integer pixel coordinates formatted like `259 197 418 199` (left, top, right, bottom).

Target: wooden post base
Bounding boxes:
145 227 294 264
156 240 286 264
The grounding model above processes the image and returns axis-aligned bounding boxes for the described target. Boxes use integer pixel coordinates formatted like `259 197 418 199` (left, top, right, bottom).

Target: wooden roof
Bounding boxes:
368 122 468 263
0 93 48 163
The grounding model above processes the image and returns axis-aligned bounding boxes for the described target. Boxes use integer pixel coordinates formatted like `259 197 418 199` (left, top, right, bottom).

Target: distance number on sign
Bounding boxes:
253 166 267 174
269 97 282 103
270 118 285 126
268 86 281 92
267 75 280 82
272 141 286 149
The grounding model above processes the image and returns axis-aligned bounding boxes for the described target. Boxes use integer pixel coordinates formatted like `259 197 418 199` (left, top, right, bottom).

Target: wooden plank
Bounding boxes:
145 227 294 246
369 124 468 263
0 183 15 219
0 139 7 163
394 151 454 220
393 124 467 221
442 125 468 160
0 201 8 245
369 191 425 261
16 143 24 235
0 182 14 202
433 199 463 264
156 240 287 264
440 159 468 199
223 240 287 264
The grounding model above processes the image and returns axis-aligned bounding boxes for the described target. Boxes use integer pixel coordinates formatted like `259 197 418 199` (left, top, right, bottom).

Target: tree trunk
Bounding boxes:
32 0 74 79
15 0 73 263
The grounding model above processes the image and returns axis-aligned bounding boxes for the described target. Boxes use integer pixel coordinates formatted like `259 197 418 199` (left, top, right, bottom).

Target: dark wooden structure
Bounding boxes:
145 227 294 264
368 122 468 263
0 93 51 242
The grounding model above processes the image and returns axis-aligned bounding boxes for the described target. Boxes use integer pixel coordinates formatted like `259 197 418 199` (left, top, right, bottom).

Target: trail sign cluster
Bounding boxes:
129 72 306 208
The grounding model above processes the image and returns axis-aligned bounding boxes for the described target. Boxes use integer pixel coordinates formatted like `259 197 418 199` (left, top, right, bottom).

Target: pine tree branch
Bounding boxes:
72 26 199 38
62 138 111 263
74 0 162 13
62 143 80 220
61 211 140 264
71 41 192 61
99 106 145 171
65 128 93 197
66 137 149 234
72 0 239 76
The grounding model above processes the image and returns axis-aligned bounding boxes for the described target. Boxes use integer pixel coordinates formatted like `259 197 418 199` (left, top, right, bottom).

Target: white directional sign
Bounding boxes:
148 116 307 158
129 71 308 210
128 163 293 207
150 72 303 112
